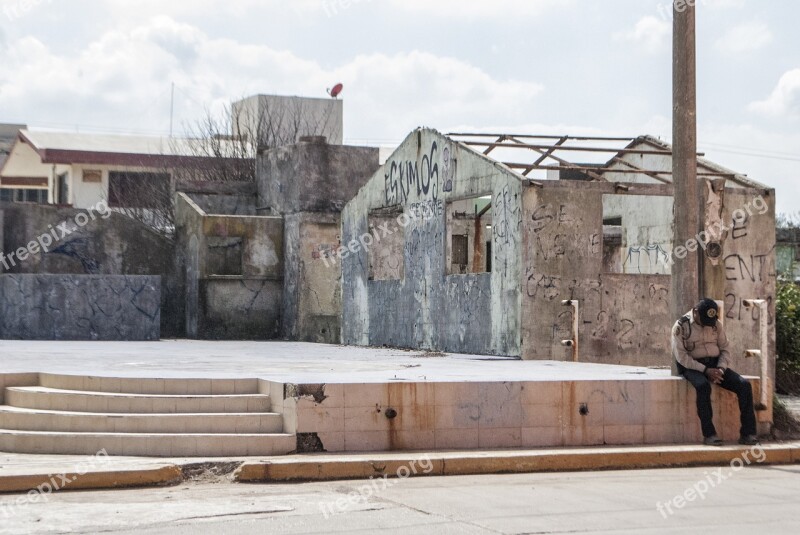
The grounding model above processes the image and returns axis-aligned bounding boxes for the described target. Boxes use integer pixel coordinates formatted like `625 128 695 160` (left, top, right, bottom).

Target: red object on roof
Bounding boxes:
327 83 344 98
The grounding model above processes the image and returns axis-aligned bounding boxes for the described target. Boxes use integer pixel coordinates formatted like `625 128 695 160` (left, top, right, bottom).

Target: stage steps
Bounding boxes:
0 375 295 457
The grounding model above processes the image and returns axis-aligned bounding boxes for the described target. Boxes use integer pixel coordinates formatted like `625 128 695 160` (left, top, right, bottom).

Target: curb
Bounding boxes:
0 466 183 495
234 444 800 482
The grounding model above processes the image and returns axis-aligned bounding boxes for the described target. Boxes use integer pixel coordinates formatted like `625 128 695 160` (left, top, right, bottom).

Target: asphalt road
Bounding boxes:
2 466 799 534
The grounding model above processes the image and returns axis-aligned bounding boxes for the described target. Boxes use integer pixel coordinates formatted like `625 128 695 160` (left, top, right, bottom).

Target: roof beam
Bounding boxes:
502 163 736 177
460 141 705 157
505 136 609 182
609 157 673 184
449 133 635 142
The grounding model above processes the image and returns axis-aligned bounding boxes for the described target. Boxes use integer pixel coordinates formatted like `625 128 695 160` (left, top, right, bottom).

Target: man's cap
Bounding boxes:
695 298 719 327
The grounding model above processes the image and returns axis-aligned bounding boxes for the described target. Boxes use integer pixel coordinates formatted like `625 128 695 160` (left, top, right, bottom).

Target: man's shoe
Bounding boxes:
739 435 759 446
703 435 724 446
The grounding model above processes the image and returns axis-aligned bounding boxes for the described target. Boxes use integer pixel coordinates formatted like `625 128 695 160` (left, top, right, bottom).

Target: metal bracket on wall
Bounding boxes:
560 300 580 363
742 299 770 411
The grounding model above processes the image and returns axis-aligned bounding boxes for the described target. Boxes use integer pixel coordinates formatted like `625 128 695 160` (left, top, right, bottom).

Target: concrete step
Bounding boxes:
38 374 259 395
4 387 271 414
0 406 284 434
0 429 297 457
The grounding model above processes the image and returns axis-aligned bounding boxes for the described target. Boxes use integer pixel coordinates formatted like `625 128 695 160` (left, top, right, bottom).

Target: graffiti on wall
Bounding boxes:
49 238 101 274
721 208 775 325
384 142 440 205
525 198 672 360
723 252 774 324
624 244 670 274
441 145 455 193
493 185 520 247
529 203 573 261
408 199 445 222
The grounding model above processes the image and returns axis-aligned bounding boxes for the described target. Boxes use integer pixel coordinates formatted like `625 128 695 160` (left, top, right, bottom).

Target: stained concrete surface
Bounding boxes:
0 341 672 383
2 467 799 534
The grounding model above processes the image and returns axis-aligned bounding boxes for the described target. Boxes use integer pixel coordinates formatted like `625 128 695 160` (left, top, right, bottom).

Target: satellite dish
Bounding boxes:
327 83 344 99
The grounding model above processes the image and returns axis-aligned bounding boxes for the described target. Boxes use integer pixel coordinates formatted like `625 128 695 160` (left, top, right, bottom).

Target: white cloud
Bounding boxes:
613 16 671 54
749 69 800 117
715 22 773 54
704 0 746 8
697 122 800 215
385 0 568 18
0 17 544 139
93 0 567 22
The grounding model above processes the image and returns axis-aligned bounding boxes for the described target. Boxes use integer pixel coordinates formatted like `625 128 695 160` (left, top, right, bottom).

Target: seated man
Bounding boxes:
672 298 758 446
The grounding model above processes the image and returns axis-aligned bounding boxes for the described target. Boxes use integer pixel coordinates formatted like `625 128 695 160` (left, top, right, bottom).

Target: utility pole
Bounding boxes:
672 2 700 375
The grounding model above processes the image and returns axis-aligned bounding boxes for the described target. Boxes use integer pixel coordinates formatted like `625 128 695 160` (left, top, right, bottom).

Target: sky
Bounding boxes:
0 0 797 213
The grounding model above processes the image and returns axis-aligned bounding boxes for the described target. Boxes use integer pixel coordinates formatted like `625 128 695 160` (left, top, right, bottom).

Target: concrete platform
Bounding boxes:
0 340 670 383
0 341 772 455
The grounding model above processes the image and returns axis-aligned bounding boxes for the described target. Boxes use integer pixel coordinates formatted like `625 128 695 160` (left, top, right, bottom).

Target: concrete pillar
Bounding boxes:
671 2 700 374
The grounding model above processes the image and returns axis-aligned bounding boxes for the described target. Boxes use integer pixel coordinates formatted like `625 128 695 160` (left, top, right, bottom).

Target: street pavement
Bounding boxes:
2 465 799 534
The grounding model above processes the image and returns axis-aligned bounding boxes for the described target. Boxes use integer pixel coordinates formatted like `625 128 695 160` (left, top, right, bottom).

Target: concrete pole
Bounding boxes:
671 2 700 375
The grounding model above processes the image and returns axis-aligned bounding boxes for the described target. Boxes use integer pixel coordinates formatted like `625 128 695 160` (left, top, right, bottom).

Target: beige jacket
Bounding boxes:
671 312 732 373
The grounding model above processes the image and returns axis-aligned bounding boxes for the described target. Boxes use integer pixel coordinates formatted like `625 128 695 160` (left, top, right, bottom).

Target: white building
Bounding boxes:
232 94 344 148
0 130 242 209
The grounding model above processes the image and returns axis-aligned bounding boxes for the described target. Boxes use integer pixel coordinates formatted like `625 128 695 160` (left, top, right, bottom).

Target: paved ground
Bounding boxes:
0 453 181 478
0 340 672 383
1 466 799 534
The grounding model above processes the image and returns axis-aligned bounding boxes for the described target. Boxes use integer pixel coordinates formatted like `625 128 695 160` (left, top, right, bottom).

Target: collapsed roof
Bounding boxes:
448 133 768 190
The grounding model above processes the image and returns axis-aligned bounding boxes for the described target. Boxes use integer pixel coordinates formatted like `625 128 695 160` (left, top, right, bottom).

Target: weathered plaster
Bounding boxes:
0 274 160 341
341 128 522 355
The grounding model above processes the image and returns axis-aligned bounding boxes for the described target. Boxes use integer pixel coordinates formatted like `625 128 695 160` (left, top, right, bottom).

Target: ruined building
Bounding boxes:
342 129 776 381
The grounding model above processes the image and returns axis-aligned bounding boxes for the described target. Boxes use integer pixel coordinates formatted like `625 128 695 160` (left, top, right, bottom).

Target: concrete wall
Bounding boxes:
256 139 379 343
520 180 777 379
521 182 674 366
707 188 777 379
186 193 256 216
199 278 282 340
341 128 522 356
233 95 344 147
283 213 342 343
257 140 379 216
0 274 160 340
281 377 769 452
176 193 284 340
0 202 182 337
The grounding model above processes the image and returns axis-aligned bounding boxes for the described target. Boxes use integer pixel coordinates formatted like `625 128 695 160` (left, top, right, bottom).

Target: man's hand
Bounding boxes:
705 368 724 385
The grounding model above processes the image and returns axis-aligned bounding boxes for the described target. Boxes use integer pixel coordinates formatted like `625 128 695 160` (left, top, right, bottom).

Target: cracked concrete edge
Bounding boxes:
0 465 183 495
233 445 800 482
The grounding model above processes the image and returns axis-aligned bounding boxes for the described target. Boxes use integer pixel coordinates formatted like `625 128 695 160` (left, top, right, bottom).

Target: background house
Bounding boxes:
0 130 246 209
0 124 29 201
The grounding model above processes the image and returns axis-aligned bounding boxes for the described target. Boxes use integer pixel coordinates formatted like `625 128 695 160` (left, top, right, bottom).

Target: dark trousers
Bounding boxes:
678 358 757 438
